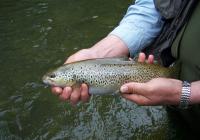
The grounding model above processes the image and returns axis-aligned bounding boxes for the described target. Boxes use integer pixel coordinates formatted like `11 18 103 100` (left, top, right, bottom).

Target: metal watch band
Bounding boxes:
179 81 191 109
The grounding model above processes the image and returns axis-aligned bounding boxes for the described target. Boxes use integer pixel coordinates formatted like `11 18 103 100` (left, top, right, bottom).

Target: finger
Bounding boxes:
70 87 81 105
138 53 146 63
64 57 73 64
51 87 62 96
147 54 154 64
120 82 138 94
64 58 72 64
80 83 90 103
121 93 150 105
64 55 75 64
120 82 145 95
59 87 72 101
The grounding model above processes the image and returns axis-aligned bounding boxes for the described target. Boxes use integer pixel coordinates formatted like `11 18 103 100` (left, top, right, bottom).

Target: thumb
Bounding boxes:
120 82 144 94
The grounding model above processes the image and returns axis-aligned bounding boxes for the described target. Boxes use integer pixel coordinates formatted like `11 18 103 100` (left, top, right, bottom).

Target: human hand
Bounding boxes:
120 78 182 105
120 53 182 106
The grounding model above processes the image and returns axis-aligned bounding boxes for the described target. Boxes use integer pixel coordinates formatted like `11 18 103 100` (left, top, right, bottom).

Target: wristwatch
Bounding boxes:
179 81 191 109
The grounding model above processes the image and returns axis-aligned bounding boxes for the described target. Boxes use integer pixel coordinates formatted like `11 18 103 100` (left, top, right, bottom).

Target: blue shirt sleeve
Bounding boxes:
109 0 164 57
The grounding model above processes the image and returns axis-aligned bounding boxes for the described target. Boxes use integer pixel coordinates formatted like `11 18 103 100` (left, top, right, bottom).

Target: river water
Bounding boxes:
0 0 184 139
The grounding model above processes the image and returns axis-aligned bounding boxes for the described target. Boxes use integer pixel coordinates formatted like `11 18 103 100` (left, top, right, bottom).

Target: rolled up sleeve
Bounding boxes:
109 0 164 57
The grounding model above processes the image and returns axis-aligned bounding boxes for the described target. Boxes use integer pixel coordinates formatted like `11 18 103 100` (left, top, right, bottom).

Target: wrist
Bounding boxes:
91 35 129 58
169 79 183 105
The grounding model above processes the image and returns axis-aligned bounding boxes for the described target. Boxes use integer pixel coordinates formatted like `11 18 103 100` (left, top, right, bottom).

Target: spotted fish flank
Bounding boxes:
42 58 178 95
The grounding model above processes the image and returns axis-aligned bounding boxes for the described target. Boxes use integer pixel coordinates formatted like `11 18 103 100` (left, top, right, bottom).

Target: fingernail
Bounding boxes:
120 86 128 93
54 88 62 94
56 88 61 93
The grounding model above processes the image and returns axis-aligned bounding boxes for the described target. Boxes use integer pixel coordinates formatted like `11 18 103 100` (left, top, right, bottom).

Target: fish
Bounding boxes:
42 57 178 95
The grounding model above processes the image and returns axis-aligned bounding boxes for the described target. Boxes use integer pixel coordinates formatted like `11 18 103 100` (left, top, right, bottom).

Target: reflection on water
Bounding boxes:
0 0 183 139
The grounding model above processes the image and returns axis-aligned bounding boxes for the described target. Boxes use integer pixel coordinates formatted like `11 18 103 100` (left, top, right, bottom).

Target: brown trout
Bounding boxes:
42 57 177 95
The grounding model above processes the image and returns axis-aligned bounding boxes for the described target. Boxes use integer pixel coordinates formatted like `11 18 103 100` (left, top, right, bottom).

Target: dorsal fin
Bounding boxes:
65 57 130 65
94 57 129 61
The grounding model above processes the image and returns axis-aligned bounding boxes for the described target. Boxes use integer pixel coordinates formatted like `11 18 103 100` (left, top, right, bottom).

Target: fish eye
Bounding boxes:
49 73 56 78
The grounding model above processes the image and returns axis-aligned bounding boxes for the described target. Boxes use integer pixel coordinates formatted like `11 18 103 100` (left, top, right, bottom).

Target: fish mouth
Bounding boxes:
43 79 50 85
42 75 52 86
42 75 58 87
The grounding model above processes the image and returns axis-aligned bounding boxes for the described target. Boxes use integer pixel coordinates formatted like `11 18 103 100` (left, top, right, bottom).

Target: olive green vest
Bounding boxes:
153 0 200 80
169 2 200 132
171 2 200 82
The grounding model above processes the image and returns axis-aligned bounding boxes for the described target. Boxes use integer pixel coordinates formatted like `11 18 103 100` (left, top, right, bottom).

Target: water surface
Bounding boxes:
0 0 183 139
